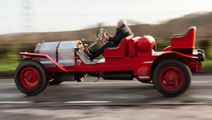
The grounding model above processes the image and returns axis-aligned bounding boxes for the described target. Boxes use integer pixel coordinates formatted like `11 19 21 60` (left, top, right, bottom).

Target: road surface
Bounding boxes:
0 75 212 120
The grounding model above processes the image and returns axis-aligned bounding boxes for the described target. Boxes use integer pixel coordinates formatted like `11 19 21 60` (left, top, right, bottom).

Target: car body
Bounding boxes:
14 26 204 97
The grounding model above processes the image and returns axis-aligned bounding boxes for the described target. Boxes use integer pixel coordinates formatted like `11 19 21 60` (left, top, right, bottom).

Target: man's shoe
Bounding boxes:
87 54 95 61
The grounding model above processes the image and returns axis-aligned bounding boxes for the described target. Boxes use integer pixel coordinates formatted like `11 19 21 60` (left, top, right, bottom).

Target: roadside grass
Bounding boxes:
0 62 19 72
203 59 212 71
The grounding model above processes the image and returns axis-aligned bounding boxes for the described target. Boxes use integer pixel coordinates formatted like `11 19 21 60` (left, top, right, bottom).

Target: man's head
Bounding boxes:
117 19 126 28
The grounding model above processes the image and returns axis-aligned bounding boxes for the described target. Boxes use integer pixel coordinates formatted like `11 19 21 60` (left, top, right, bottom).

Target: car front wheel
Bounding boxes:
14 60 48 96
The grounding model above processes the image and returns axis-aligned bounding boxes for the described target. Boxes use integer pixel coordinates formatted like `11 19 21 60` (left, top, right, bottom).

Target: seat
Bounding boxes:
171 26 196 49
104 36 134 58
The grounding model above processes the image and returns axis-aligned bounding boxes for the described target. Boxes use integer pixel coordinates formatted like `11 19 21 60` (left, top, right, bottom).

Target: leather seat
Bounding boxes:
104 36 135 58
171 26 196 49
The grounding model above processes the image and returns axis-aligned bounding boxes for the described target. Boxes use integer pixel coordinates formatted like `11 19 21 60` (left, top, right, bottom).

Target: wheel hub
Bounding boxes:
20 67 41 90
160 66 184 90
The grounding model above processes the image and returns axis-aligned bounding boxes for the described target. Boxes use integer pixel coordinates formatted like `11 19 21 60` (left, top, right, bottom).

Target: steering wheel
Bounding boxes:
88 28 109 48
96 28 110 44
97 28 106 40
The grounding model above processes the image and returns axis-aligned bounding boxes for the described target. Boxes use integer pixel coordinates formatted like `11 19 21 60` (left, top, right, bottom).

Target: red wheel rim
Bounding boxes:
159 66 184 91
20 67 41 90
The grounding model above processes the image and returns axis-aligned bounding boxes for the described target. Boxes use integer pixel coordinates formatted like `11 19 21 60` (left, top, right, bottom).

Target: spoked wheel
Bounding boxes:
14 61 48 96
153 60 191 97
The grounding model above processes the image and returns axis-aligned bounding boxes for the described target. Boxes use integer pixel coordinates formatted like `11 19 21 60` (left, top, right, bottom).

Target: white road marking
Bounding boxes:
191 81 212 84
64 101 111 104
0 101 32 104
191 95 212 100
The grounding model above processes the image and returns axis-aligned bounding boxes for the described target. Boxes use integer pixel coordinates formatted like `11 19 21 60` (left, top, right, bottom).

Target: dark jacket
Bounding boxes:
108 25 133 45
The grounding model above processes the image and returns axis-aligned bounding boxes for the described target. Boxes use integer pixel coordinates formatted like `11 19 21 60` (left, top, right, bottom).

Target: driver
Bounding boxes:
88 19 133 61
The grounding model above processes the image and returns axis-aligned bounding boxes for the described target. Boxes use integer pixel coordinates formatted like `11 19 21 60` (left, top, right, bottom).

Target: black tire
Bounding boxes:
153 60 191 97
14 60 48 96
48 79 63 85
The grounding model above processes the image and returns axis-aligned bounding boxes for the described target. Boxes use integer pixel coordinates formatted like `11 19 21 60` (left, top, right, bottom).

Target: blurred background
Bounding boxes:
0 0 212 75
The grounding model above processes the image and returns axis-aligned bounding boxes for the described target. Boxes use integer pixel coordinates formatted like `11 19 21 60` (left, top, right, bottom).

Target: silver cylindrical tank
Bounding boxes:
58 41 77 66
35 41 78 67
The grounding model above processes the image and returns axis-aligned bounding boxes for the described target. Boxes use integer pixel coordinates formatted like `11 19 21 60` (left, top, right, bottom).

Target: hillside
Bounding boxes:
1 12 212 44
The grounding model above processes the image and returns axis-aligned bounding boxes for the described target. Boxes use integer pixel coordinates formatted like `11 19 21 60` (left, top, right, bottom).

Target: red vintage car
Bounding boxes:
14 26 204 97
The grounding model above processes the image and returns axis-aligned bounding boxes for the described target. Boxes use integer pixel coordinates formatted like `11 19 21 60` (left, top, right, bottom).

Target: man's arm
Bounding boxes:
108 30 126 44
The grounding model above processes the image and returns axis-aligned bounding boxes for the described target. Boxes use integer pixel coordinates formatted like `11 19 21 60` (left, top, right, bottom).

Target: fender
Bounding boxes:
20 52 69 72
153 51 198 65
152 51 198 73
171 51 198 59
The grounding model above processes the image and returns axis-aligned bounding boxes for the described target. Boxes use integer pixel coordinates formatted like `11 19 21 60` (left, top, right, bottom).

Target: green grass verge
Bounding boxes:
203 59 212 71
0 62 19 72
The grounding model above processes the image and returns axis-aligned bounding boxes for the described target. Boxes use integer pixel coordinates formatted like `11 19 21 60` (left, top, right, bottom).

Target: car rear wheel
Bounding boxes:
14 60 48 96
153 60 191 97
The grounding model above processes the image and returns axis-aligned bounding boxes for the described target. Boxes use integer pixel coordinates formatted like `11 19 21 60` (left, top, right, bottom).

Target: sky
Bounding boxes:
0 0 212 34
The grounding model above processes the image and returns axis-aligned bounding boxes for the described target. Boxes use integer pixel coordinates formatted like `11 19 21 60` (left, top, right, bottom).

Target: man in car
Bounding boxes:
88 19 133 61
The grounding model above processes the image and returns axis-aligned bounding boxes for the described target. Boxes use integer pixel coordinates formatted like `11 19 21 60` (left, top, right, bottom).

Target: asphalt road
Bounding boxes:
0 75 212 120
